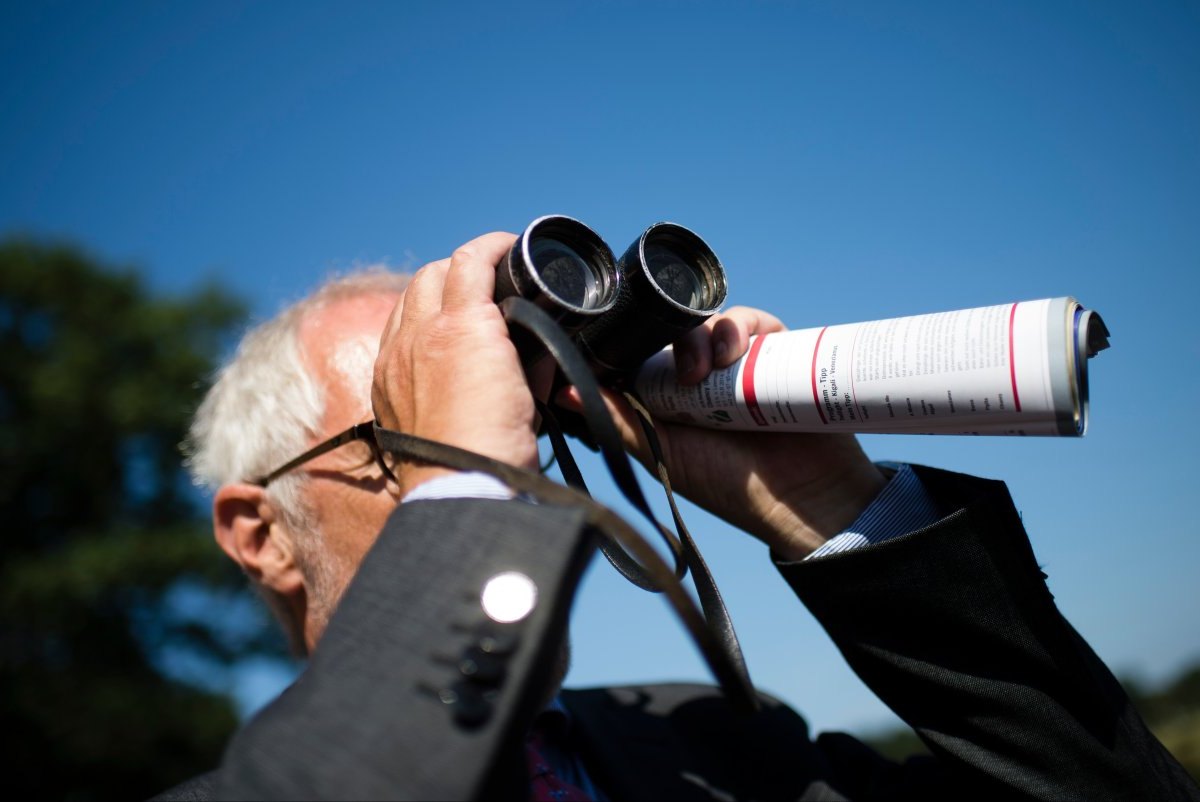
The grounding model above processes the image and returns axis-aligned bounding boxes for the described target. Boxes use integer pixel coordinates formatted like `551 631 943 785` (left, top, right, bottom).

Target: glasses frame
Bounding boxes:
250 421 399 488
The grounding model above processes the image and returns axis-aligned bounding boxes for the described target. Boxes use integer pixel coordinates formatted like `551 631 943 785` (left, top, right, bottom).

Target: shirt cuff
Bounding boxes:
401 471 514 504
805 463 942 560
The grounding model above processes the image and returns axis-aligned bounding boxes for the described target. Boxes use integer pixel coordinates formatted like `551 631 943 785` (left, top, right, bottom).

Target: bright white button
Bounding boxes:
480 571 538 623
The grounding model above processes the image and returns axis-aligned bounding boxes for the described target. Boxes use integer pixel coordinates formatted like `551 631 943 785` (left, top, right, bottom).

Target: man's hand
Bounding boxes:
559 306 887 560
372 232 540 497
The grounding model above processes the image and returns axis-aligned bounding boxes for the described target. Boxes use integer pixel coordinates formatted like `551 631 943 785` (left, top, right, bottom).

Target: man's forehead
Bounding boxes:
300 293 398 398
330 335 378 398
300 293 397 339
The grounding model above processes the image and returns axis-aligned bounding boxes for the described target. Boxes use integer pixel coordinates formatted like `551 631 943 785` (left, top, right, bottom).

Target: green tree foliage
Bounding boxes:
0 239 280 799
1124 666 1200 781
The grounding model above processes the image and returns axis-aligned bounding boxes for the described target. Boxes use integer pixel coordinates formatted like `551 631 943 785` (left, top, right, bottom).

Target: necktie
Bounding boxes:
525 731 594 801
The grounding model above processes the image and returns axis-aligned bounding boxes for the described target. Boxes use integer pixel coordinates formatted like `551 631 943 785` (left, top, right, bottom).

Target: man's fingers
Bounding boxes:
394 258 451 335
673 325 714 385
673 306 788 383
441 232 517 313
713 306 787 365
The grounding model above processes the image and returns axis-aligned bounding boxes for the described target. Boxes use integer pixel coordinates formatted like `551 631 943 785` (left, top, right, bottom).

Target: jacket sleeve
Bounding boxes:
213 498 596 801
777 465 1199 801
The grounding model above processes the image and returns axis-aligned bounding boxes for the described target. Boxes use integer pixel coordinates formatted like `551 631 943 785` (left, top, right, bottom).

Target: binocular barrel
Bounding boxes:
495 215 728 383
494 216 620 334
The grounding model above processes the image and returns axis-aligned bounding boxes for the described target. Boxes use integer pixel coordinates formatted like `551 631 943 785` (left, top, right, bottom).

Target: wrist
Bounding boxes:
769 461 889 561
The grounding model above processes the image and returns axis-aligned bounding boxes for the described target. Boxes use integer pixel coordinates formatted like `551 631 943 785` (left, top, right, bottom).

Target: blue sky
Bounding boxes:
3 1 1198 736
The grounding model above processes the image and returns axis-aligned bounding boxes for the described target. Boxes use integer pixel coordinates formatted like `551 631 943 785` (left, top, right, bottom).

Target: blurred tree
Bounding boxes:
0 239 283 800
1123 666 1200 781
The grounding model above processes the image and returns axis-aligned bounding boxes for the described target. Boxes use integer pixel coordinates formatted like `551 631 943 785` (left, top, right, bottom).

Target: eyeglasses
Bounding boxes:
250 421 399 488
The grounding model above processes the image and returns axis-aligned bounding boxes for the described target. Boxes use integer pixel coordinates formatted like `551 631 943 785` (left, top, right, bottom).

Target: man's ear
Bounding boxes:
213 484 306 600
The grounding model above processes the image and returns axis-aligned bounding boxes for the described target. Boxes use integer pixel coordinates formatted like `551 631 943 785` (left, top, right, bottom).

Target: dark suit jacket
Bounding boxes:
155 467 1198 800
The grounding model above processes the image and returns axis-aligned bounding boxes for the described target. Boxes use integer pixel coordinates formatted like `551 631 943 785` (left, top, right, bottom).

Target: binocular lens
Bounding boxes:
529 237 605 310
495 216 619 350
639 225 725 315
643 242 706 309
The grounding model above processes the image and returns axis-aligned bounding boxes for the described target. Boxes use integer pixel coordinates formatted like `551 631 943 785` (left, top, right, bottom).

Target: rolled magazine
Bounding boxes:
634 297 1110 436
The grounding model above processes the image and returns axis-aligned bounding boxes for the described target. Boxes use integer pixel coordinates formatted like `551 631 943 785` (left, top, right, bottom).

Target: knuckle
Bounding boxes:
406 266 433 291
414 258 449 281
450 244 477 265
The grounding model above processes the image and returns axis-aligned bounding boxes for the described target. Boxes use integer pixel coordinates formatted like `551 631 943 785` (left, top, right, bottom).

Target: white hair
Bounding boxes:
184 267 410 651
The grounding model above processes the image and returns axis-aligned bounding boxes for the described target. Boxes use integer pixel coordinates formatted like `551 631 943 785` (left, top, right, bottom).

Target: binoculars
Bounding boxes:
494 215 729 383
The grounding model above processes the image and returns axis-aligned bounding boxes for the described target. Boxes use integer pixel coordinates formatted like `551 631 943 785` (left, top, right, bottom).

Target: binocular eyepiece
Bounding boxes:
494 215 728 383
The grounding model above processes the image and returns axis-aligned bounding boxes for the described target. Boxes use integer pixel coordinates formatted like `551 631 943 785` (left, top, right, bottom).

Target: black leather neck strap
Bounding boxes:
372 296 757 713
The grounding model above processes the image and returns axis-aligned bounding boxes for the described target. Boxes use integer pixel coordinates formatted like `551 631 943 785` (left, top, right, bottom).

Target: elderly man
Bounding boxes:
166 233 1196 800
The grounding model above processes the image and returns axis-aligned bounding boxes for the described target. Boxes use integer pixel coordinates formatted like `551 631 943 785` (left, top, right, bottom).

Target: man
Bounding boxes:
168 233 1196 800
